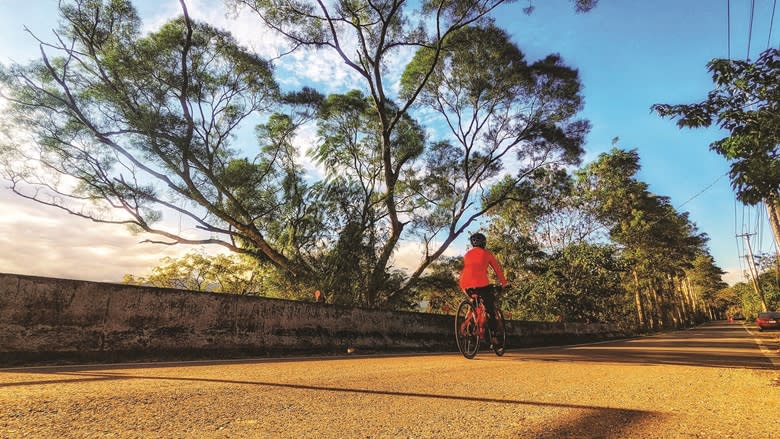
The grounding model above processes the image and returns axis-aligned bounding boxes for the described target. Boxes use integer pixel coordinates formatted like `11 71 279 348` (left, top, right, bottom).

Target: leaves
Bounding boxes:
0 0 310 277
653 48 780 206
4 0 606 310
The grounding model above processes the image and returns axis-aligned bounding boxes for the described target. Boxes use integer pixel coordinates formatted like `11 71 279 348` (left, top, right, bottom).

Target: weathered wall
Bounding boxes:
0 273 631 365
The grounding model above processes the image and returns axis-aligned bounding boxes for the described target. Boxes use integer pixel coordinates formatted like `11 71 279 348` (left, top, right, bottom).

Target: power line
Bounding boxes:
769 0 778 50
676 171 729 209
728 0 732 59
748 0 756 60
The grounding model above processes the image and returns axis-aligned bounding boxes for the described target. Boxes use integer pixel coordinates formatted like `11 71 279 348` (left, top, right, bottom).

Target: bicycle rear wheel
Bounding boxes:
492 308 506 356
455 300 479 359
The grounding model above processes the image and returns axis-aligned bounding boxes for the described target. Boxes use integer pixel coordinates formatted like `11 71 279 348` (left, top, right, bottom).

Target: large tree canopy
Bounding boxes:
652 48 780 250
575 148 709 328
0 0 320 278
2 0 599 308
481 146 720 327
226 0 596 305
396 24 589 283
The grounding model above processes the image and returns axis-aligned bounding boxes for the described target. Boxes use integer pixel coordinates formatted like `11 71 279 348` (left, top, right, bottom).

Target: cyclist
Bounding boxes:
459 232 507 349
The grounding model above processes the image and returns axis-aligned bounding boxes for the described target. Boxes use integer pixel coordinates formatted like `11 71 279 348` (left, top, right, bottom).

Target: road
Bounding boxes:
1 322 778 438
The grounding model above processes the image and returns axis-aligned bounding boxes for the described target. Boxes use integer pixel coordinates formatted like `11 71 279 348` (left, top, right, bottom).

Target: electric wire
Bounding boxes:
676 171 728 209
748 0 756 60
727 0 732 59
769 0 778 50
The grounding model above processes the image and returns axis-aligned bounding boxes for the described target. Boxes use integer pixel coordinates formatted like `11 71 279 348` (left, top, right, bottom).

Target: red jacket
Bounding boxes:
459 247 507 290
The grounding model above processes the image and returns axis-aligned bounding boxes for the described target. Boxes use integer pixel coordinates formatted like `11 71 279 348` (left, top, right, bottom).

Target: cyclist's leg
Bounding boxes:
479 286 499 344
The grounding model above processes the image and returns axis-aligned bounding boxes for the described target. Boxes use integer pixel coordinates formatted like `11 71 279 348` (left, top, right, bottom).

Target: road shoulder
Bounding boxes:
742 324 780 369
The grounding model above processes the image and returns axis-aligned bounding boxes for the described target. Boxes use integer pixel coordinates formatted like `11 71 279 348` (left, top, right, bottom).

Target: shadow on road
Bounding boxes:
527 407 666 439
0 368 665 439
0 370 611 408
511 323 777 370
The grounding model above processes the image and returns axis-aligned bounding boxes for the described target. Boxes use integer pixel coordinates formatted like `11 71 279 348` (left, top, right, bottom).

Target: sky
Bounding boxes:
0 0 777 285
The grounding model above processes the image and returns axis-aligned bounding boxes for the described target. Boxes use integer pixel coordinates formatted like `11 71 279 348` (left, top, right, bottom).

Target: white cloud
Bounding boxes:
0 188 224 282
141 0 360 92
293 123 326 180
390 239 464 273
721 266 747 286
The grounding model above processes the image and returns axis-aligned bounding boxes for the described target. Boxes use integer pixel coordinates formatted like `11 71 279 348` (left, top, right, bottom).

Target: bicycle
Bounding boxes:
454 285 507 359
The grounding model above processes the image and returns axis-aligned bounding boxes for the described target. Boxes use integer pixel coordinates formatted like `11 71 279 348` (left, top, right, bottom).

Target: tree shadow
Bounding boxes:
523 407 666 439
0 370 664 438
508 323 778 370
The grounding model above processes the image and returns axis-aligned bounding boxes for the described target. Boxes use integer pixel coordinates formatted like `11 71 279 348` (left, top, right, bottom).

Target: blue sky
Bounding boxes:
0 0 776 284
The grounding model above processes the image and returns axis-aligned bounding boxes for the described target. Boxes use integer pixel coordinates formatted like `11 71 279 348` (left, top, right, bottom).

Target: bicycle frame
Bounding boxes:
462 295 488 340
455 288 506 358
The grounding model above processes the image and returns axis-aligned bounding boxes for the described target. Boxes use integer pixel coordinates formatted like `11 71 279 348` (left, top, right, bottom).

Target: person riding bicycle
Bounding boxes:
459 232 507 348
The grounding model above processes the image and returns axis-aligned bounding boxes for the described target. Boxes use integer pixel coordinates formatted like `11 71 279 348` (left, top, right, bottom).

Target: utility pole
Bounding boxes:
737 232 768 312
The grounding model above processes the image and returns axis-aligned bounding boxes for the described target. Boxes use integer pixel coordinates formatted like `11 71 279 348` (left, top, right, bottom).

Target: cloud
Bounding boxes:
0 188 223 282
721 266 747 286
390 239 464 273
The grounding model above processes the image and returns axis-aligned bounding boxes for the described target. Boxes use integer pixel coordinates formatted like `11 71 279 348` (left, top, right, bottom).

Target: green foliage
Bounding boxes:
0 0 325 279
401 26 589 176
578 148 707 273
724 282 765 320
481 146 724 328
399 24 589 283
0 0 624 310
504 242 631 323
409 257 464 314
122 251 267 294
573 148 714 328
653 48 780 206
686 253 728 313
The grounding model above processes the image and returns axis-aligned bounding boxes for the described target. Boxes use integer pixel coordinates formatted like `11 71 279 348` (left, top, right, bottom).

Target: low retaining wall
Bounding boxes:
0 273 632 366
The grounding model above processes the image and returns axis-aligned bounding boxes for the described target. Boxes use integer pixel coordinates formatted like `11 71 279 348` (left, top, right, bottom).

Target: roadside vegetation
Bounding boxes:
718 255 780 321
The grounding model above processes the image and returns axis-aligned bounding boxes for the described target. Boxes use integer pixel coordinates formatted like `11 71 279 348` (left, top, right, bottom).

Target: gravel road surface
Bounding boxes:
1 321 778 438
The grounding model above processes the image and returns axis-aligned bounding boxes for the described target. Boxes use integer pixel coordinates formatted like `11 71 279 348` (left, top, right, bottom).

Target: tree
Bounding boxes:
0 0 325 281
1 0 597 309
577 148 709 329
408 257 463 314
652 48 780 251
228 0 595 306
310 90 425 306
399 25 589 276
123 251 267 294
511 242 630 323
723 281 770 320
685 253 728 320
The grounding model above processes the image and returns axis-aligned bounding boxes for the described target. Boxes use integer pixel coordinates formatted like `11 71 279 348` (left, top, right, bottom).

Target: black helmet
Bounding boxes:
469 232 487 248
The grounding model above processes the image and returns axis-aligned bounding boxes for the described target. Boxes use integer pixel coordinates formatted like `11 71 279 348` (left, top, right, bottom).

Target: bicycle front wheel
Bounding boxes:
455 300 479 359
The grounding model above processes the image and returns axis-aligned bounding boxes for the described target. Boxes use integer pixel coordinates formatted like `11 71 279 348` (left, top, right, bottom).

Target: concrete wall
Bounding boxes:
0 273 632 366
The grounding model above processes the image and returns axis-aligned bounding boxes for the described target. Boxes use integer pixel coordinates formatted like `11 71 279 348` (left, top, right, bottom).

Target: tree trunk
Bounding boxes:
684 277 699 323
679 277 690 324
767 197 780 291
766 197 780 253
366 129 405 308
632 269 647 330
648 285 661 329
674 276 689 327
